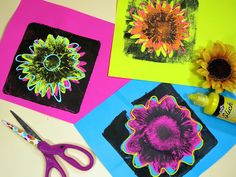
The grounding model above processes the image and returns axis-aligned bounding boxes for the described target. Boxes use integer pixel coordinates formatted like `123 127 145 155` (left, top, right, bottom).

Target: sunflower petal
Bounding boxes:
212 42 226 57
161 48 167 57
37 39 45 47
60 84 66 94
45 34 56 47
196 59 203 64
155 49 161 56
141 43 146 52
202 51 211 62
212 81 221 90
63 37 70 46
130 34 141 39
197 68 209 76
56 36 64 44
225 44 236 56
21 54 34 62
215 87 224 93
133 14 143 21
168 50 174 58
223 80 236 91
202 81 210 88
196 60 208 69
40 82 47 97
129 22 135 26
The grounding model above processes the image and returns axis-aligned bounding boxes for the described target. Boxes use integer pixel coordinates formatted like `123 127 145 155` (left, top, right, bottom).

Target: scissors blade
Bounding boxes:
1 120 41 147
10 110 42 141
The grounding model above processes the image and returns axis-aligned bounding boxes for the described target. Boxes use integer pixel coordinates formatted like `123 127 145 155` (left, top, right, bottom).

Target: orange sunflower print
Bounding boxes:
129 1 190 57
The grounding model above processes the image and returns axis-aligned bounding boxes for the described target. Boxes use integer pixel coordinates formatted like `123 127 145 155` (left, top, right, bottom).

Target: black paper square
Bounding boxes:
103 83 217 177
3 23 100 113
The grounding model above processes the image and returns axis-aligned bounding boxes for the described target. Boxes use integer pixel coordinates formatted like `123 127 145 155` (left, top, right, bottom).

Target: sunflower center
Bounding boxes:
43 54 61 72
145 115 181 151
143 12 176 43
207 58 232 80
157 126 172 140
160 22 171 38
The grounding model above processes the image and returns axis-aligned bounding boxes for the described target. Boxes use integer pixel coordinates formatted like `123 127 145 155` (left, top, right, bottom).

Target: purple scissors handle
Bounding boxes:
38 141 94 177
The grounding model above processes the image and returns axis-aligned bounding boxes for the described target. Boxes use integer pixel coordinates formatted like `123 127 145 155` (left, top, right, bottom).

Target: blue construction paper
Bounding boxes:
75 80 236 177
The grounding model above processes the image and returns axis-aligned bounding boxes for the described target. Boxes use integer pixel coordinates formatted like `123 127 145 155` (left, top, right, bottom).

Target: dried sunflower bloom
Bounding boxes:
196 41 236 93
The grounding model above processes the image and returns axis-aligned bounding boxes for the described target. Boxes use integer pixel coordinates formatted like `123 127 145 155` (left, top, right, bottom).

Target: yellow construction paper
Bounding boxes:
109 0 236 86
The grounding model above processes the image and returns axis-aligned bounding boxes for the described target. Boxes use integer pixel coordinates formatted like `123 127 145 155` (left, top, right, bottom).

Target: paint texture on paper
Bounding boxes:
124 0 198 63
103 83 217 177
0 0 128 123
3 23 100 114
14 34 86 103
121 95 203 176
109 0 236 87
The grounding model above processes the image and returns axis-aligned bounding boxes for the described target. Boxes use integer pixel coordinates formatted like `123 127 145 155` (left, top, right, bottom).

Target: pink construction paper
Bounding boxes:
0 0 128 123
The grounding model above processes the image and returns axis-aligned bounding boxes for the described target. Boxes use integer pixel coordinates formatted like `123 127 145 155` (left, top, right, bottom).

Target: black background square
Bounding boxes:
3 23 100 113
103 83 217 177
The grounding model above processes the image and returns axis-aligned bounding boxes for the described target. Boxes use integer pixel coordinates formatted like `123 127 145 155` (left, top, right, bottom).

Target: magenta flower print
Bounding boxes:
121 95 203 176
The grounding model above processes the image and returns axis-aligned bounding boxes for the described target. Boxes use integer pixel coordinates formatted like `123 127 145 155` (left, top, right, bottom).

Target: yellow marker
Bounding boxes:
188 92 236 123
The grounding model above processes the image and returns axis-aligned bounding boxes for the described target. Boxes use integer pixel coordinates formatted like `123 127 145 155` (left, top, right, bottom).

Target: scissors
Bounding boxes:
2 110 94 177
